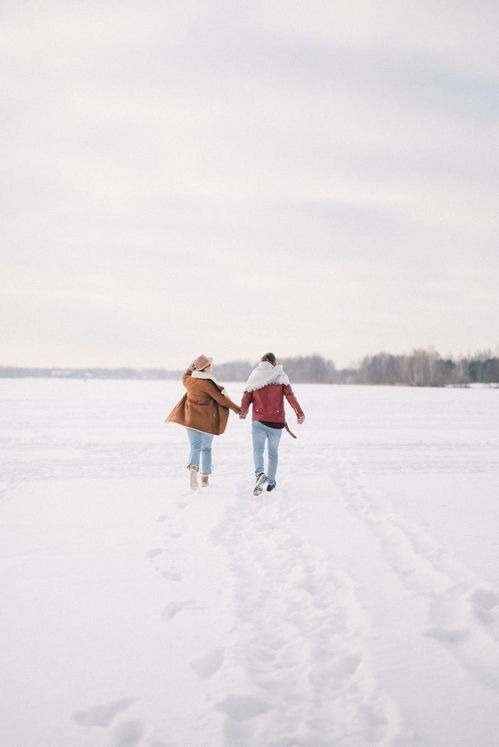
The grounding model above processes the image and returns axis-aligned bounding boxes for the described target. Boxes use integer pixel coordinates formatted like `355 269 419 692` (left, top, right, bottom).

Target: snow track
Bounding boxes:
210 478 407 746
333 451 499 699
2 380 499 747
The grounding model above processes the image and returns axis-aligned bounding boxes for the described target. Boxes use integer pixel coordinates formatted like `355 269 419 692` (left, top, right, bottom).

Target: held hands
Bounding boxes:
297 415 305 424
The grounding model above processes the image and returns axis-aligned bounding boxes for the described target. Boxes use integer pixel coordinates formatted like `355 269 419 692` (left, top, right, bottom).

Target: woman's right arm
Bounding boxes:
206 383 241 414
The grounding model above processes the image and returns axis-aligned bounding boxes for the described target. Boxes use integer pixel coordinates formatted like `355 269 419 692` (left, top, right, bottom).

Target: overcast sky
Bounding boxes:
2 0 498 369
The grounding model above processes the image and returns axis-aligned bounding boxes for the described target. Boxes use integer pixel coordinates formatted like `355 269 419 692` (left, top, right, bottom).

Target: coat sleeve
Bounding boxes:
182 368 193 386
283 384 304 418
206 382 241 414
239 390 253 418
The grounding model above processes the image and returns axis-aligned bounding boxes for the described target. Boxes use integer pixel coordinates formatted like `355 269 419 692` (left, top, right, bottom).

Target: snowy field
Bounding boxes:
1 378 499 747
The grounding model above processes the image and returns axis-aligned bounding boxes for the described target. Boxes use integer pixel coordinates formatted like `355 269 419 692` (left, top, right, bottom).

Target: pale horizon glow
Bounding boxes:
1 0 498 370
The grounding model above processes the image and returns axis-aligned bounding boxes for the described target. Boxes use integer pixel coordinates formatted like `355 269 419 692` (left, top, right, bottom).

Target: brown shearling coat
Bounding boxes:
166 369 241 435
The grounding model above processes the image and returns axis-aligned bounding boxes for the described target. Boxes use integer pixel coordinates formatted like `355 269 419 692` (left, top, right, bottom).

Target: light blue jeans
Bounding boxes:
186 428 214 475
252 421 283 484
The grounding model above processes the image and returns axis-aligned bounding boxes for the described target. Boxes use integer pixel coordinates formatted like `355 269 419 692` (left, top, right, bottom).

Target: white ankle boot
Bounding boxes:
189 465 199 490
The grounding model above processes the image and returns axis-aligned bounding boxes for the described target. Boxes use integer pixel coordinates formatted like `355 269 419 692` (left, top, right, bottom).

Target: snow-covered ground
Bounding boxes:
1 379 499 747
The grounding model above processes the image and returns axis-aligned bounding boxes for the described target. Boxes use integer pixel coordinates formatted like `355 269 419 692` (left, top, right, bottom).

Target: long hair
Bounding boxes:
261 352 276 365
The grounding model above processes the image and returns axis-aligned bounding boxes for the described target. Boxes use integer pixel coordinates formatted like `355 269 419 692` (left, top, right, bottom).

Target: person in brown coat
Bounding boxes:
166 354 241 490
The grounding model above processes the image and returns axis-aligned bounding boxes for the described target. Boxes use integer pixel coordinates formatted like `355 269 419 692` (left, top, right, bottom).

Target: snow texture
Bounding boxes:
1 379 499 746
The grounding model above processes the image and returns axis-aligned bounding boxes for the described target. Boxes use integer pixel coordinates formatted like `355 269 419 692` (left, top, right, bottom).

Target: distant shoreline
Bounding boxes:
2 349 498 386
1 368 498 389
0 367 182 381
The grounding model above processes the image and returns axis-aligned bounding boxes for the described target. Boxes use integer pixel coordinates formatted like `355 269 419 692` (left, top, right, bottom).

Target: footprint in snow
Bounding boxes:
161 600 197 621
190 648 224 678
471 588 499 625
215 694 268 722
72 697 136 727
176 501 187 510
109 719 144 746
362 702 392 743
470 588 499 641
146 548 165 559
161 570 182 582
424 626 470 644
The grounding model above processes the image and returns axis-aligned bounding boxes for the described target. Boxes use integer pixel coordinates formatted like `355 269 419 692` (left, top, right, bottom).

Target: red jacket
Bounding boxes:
240 383 304 423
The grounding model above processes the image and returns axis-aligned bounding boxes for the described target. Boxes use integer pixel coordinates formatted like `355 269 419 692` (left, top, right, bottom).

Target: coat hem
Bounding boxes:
185 425 219 436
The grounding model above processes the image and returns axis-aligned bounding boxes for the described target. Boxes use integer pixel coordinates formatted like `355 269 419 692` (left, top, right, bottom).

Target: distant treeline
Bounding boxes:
214 356 335 384
213 349 499 386
345 349 499 387
1 350 498 386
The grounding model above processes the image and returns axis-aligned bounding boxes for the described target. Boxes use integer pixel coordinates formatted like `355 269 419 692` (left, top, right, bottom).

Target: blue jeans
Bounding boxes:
186 428 214 475
252 421 283 484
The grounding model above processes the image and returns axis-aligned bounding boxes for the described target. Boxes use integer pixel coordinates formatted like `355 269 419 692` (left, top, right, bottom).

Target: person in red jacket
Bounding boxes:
239 353 305 494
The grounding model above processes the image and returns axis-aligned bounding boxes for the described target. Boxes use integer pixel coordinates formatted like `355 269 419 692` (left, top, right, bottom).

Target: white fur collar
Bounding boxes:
192 370 215 381
244 362 289 392
192 369 228 397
